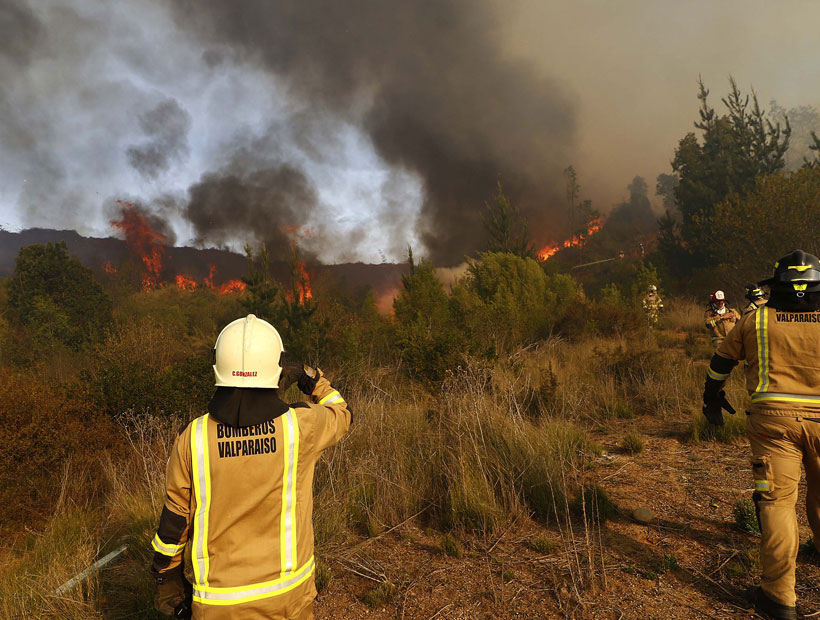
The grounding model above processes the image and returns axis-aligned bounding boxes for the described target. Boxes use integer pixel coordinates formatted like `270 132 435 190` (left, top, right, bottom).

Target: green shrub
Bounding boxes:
600 399 636 420
83 320 213 416
0 371 119 528
734 497 761 536
661 554 680 572
620 432 645 455
439 533 464 558
692 410 747 443
315 557 331 593
361 581 395 609
451 252 580 353
393 255 465 385
527 537 558 554
7 242 112 351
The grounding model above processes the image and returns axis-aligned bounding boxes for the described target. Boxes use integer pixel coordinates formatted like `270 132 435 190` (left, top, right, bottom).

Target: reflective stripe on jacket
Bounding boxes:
715 306 820 414
151 374 351 619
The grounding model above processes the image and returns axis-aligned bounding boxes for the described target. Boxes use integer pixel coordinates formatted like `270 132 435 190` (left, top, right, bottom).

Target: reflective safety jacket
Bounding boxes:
742 298 767 316
642 292 663 312
708 306 820 415
704 306 740 342
150 375 351 619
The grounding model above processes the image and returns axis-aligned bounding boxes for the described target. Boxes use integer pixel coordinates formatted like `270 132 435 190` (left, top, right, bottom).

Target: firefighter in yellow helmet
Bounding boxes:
150 314 352 619
743 283 767 316
702 250 820 620
704 289 741 348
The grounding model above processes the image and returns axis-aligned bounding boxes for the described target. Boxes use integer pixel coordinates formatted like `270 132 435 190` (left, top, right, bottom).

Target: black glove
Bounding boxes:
174 588 193 620
278 363 303 390
702 390 736 426
297 365 321 395
152 566 192 617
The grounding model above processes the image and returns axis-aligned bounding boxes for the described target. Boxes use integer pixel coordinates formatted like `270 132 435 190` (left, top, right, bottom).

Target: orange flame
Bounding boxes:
175 274 198 291
204 264 217 289
219 279 247 294
103 261 118 275
537 217 601 262
111 201 166 290
194 263 247 294
287 260 313 304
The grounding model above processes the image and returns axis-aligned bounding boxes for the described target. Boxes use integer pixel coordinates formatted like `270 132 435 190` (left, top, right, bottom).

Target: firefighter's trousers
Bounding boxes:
747 414 820 606
194 601 313 620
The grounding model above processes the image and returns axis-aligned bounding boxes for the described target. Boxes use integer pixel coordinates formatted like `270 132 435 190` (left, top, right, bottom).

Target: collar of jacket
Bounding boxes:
207 387 290 428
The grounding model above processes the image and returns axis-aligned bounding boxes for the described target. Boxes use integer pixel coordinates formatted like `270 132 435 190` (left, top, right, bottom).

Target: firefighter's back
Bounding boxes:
188 410 317 619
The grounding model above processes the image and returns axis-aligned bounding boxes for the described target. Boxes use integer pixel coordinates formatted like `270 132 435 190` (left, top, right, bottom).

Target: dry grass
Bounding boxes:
0 308 733 617
662 297 706 334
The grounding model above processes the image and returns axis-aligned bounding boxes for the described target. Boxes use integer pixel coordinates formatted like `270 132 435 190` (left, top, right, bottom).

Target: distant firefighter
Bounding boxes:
641 284 663 327
704 290 740 348
743 283 767 315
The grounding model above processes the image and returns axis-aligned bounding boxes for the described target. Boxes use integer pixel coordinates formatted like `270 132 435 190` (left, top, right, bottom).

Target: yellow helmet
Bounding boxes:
212 314 284 388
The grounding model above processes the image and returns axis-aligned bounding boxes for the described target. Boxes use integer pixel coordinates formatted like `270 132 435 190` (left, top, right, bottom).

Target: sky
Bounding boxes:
1 0 819 264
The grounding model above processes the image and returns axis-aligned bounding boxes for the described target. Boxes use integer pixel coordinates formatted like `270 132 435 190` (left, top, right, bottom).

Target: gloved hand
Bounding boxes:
702 390 736 426
297 365 321 395
152 566 192 617
278 363 303 390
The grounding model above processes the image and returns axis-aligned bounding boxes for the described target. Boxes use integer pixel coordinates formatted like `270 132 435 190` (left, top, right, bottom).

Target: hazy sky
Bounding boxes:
504 0 820 209
1 0 819 264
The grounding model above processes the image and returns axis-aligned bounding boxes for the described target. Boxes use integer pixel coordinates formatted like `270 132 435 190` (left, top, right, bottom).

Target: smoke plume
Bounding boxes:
185 160 317 256
165 0 577 264
126 98 192 179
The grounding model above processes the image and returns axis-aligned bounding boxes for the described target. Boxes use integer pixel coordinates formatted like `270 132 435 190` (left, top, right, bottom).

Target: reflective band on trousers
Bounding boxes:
193 556 315 605
281 408 299 575
151 534 185 557
752 392 820 404
756 307 770 394
755 480 771 492
191 414 212 586
190 409 303 604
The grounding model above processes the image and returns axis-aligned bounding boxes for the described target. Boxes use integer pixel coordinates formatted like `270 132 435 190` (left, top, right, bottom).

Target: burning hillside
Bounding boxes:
110 202 247 294
537 216 601 262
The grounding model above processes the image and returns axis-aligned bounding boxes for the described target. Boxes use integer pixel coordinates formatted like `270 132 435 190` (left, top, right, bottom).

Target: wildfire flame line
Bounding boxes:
537 217 601 262
110 201 246 294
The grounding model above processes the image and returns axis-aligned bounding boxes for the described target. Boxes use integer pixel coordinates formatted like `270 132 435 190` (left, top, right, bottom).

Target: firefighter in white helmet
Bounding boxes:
150 314 352 619
704 290 740 349
641 284 663 328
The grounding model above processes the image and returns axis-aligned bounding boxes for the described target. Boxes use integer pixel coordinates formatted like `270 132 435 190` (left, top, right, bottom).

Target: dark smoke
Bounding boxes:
167 0 577 265
126 98 192 179
1 1 43 65
185 157 317 258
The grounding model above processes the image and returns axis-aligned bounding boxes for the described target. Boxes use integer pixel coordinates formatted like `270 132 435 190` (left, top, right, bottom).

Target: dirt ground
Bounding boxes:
315 403 820 619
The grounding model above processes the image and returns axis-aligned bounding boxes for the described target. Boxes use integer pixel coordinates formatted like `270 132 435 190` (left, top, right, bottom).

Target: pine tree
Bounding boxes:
482 182 535 258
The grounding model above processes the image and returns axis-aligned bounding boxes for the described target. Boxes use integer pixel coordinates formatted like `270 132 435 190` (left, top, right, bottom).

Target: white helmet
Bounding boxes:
213 314 284 388
648 284 657 292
